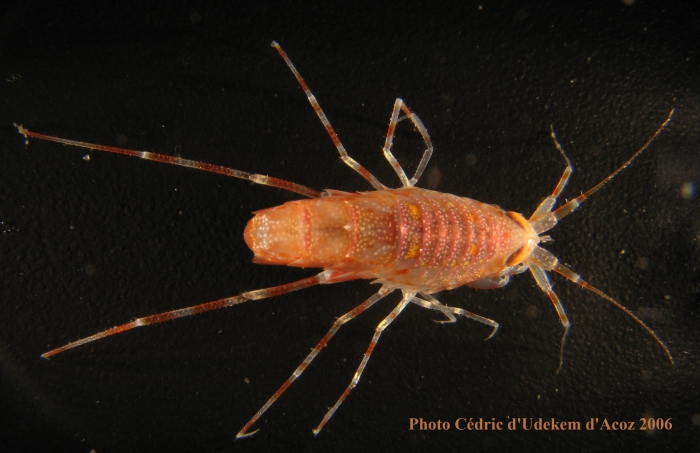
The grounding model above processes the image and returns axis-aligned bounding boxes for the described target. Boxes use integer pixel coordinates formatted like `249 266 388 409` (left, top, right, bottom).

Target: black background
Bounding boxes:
1 1 698 452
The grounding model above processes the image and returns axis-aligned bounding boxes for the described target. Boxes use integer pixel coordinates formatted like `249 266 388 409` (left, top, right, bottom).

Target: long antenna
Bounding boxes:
553 109 675 221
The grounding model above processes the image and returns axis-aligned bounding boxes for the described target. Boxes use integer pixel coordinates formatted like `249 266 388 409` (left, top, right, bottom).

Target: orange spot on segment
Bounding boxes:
404 242 420 259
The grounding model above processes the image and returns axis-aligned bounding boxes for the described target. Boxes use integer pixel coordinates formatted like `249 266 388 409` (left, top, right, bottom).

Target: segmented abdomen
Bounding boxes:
244 187 529 292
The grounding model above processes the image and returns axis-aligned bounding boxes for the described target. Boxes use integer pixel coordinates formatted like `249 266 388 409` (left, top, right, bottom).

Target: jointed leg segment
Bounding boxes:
413 293 500 338
382 98 434 187
41 273 327 359
312 290 416 435
236 286 394 438
15 125 322 198
272 42 434 191
271 42 386 191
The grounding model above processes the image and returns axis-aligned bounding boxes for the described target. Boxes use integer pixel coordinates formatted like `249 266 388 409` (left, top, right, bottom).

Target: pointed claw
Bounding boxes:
485 324 500 340
235 428 259 439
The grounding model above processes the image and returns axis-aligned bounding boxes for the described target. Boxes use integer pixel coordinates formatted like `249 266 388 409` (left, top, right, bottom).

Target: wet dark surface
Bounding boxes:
1 2 699 452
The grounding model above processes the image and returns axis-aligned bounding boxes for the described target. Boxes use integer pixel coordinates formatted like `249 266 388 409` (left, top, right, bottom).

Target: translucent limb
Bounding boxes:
41 273 327 359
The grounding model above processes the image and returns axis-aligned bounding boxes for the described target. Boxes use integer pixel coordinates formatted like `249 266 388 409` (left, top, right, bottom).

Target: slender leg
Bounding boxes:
404 106 434 186
236 286 394 438
467 276 511 289
413 296 458 322
271 41 387 191
15 125 322 198
381 98 434 187
413 293 500 339
41 272 328 359
467 263 529 289
312 290 416 435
